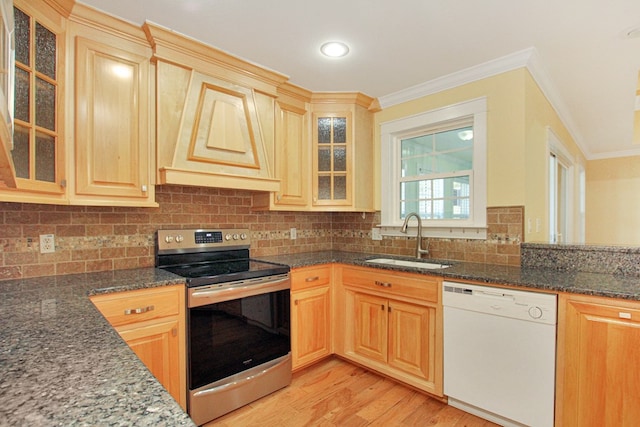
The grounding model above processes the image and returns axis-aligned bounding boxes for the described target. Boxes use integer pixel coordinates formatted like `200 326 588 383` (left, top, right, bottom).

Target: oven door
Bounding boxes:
187 274 291 424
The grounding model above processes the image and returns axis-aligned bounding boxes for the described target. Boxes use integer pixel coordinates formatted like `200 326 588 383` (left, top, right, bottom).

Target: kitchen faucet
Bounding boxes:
401 212 429 259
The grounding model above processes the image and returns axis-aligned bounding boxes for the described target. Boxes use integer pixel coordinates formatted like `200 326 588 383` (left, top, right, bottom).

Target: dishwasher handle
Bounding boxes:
475 290 516 301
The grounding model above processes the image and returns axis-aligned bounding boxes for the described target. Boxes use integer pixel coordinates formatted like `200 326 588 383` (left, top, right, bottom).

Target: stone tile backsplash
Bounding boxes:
0 185 523 280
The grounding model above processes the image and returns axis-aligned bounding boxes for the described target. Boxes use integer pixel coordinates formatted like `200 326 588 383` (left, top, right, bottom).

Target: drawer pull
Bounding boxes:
124 305 154 315
305 276 320 282
375 280 392 288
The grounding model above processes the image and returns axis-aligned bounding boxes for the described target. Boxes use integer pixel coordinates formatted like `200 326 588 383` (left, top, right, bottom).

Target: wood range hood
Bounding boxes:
144 22 288 193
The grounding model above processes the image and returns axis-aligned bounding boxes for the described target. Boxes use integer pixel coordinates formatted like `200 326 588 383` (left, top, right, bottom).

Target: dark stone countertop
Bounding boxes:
0 268 195 427
259 251 640 300
3 250 640 426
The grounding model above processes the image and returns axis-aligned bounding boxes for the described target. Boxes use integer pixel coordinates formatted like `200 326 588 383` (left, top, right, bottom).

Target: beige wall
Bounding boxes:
523 72 585 243
586 156 640 245
374 68 585 243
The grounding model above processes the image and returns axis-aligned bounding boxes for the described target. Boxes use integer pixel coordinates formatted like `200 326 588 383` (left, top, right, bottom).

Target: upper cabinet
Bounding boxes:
0 3 380 206
253 82 312 210
253 91 378 212
67 4 156 206
144 22 288 193
310 93 377 212
0 0 156 206
0 0 70 203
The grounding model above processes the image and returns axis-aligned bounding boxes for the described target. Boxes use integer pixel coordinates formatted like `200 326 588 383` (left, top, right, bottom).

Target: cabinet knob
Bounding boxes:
305 276 320 282
141 185 148 192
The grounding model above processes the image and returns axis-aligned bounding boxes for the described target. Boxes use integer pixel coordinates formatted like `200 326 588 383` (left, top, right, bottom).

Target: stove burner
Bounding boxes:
162 259 289 287
155 228 289 287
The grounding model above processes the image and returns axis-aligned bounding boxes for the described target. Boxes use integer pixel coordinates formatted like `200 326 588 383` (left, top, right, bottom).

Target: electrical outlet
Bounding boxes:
371 227 382 241
290 228 297 240
40 234 55 254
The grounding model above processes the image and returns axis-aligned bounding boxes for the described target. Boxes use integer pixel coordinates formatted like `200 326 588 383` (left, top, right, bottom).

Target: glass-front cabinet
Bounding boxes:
310 93 376 212
313 112 351 206
10 0 66 197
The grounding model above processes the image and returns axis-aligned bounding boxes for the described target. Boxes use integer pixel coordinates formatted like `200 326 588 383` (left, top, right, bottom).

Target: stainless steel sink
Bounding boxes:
365 258 451 270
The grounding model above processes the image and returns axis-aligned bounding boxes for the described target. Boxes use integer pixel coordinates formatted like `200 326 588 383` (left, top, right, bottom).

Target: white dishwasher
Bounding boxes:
443 281 557 427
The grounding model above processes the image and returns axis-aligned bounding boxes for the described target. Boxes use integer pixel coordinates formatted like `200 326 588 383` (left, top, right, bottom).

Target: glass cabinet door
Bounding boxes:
12 5 62 192
313 113 350 205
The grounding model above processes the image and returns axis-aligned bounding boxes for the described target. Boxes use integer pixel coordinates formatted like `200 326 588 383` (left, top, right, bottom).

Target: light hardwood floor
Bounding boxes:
207 357 498 426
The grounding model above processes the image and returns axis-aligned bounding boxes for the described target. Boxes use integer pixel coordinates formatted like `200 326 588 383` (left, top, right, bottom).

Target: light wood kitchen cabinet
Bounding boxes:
0 0 70 203
67 4 156 206
556 293 640 426
291 264 332 370
90 285 186 409
0 1 157 206
253 83 312 210
337 265 442 397
144 22 287 193
310 93 377 212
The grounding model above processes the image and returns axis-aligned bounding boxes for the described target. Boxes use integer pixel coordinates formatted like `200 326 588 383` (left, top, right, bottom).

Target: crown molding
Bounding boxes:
377 47 612 160
378 48 537 109
587 146 640 160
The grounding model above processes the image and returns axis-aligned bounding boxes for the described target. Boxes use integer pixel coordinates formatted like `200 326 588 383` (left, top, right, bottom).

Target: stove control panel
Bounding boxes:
157 228 250 252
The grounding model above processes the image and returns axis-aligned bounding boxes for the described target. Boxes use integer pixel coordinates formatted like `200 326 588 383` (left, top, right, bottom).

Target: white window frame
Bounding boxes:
380 97 487 239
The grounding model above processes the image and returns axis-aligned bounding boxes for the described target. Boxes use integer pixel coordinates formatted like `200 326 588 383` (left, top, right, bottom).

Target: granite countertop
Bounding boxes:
3 250 640 426
0 268 195 427
260 250 640 300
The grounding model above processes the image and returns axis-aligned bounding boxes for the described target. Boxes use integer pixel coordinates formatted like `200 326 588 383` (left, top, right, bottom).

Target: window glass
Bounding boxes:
399 124 473 221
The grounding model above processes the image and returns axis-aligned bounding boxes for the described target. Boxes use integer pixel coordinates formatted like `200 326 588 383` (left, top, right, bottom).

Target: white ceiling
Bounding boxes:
79 0 640 159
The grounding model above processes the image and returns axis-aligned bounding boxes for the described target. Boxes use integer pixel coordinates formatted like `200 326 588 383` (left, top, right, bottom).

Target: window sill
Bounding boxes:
379 225 488 240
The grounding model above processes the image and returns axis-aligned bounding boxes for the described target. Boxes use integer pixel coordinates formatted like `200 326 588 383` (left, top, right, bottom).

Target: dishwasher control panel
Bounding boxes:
443 281 557 325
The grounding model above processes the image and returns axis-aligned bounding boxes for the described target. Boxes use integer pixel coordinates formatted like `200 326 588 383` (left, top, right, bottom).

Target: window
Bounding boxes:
381 98 487 238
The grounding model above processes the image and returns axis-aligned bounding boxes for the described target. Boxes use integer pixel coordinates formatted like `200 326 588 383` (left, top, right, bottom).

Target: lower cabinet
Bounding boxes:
291 264 332 370
556 293 640 426
337 265 442 397
90 285 186 409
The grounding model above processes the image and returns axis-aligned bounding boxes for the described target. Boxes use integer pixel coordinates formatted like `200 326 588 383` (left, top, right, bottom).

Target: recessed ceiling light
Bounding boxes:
320 41 350 58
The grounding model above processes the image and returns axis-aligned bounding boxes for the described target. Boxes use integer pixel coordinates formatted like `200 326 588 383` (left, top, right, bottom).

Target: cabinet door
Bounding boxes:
353 292 387 363
312 112 351 207
118 319 182 406
559 295 640 426
3 0 67 200
292 286 331 369
73 31 153 204
274 103 309 208
388 300 434 381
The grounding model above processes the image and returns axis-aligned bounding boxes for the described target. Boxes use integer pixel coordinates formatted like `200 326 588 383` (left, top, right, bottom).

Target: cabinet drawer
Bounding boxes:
91 285 182 327
342 266 438 303
292 264 332 291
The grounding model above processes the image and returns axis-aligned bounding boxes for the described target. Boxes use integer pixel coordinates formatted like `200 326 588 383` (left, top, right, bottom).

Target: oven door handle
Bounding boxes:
190 276 290 301
193 355 290 398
